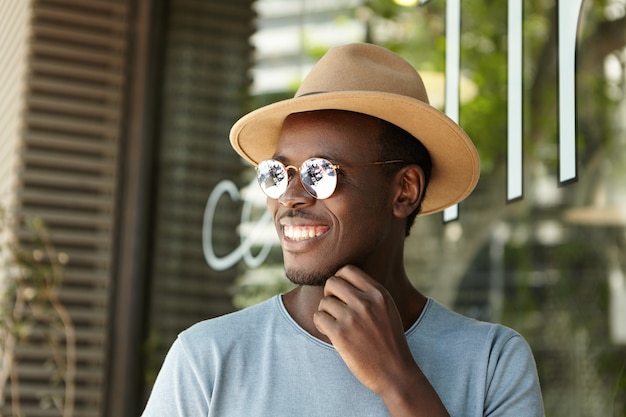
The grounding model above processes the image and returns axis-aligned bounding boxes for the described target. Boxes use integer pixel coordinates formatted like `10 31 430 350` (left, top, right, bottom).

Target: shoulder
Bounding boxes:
178 295 280 345
141 299 282 417
412 299 537 370
413 300 544 416
419 298 523 343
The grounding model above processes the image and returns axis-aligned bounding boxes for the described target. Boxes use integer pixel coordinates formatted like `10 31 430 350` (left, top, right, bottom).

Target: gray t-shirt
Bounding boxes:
142 296 544 416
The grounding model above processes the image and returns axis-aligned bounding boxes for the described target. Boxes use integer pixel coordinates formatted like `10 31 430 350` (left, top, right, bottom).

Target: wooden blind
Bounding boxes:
142 0 256 394
1 0 130 416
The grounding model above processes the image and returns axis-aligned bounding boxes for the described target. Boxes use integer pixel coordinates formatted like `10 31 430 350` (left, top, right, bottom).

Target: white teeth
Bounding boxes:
284 225 325 241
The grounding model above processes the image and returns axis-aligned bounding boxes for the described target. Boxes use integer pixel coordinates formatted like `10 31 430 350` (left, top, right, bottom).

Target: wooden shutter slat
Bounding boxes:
18 189 114 210
33 5 128 32
19 207 113 227
33 23 127 49
25 113 120 136
24 132 118 154
21 170 116 191
29 78 122 101
31 41 125 66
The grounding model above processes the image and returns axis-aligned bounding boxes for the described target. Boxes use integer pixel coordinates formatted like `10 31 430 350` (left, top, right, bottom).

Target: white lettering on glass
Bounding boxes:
202 179 274 271
508 0 523 201
558 0 583 183
443 0 461 222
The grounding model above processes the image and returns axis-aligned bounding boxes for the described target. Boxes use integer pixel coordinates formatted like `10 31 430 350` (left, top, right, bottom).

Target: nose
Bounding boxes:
277 171 314 208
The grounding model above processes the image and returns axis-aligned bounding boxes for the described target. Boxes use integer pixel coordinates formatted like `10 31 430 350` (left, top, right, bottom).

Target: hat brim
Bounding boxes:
229 91 480 216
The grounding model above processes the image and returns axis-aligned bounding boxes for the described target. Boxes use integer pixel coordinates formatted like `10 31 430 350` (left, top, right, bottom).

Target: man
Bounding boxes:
142 43 544 416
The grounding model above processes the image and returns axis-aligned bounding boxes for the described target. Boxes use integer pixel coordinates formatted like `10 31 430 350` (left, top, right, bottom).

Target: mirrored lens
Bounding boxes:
301 158 337 199
257 159 288 199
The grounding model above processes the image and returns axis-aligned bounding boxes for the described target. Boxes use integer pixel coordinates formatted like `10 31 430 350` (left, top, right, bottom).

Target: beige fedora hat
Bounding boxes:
229 43 479 215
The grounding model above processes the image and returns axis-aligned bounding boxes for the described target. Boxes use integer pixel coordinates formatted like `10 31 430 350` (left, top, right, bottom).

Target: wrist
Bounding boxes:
379 364 450 417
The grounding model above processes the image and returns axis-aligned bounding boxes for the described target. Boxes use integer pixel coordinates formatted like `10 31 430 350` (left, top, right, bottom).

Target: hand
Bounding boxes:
312 265 416 394
312 265 449 417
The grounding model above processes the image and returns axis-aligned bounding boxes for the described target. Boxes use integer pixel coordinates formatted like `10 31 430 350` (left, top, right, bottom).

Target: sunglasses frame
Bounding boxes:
256 157 405 200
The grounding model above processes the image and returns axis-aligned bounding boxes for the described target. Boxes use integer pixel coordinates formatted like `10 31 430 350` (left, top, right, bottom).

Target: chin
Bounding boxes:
285 267 333 287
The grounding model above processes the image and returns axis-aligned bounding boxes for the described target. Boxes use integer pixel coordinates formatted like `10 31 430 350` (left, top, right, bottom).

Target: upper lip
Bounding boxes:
279 218 326 227
277 210 327 227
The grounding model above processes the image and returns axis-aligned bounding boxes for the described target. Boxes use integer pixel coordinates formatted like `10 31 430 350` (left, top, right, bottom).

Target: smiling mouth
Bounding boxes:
283 225 329 241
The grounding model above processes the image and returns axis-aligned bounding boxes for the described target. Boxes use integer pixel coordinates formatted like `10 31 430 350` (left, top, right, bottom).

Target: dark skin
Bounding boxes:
269 110 450 417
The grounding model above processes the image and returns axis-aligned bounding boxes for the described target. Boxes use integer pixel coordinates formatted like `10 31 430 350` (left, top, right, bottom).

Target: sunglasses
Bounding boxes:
256 157 405 200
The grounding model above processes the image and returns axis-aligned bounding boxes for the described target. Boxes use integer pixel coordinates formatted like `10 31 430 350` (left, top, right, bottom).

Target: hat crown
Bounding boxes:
295 43 430 105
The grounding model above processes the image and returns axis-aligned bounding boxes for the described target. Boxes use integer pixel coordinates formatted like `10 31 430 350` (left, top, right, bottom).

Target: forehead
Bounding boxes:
275 110 382 162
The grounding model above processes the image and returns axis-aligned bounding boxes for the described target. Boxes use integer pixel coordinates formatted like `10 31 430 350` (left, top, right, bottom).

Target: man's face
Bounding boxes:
267 110 399 286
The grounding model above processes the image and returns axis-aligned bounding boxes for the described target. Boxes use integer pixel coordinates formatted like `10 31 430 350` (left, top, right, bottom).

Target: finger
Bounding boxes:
312 309 334 336
333 265 381 293
327 267 389 312
323 275 361 304
317 296 348 319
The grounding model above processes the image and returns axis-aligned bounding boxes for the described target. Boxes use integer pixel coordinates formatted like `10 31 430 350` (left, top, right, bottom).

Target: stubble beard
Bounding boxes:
285 268 333 287
284 266 333 287
284 251 371 287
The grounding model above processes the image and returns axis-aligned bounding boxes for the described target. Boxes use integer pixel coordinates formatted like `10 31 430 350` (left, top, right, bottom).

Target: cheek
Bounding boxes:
355 190 396 235
350 179 394 214
334 191 391 235
267 199 280 231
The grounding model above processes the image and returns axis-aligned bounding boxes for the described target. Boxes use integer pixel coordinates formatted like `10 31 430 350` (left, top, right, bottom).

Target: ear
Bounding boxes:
392 165 425 219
